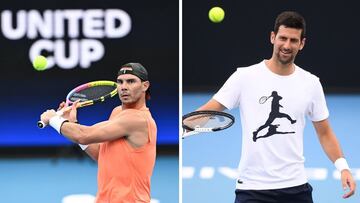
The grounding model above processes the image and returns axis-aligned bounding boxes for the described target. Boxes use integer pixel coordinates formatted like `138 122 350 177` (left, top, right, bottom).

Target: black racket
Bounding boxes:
182 110 235 138
37 80 118 128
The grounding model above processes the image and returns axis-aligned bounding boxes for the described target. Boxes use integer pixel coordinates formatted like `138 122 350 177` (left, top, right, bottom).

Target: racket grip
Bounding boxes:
37 121 46 129
37 110 65 129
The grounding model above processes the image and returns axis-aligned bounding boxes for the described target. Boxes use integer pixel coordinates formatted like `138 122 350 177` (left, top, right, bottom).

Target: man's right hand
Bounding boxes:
58 101 79 123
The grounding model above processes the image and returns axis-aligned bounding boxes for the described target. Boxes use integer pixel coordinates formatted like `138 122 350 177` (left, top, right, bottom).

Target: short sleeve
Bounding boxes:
307 78 329 122
213 70 242 110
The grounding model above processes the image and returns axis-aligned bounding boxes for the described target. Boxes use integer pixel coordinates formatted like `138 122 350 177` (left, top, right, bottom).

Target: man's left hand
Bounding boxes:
341 169 356 198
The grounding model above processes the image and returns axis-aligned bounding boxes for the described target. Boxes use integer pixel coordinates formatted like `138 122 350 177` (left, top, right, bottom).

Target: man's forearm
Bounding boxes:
318 131 344 162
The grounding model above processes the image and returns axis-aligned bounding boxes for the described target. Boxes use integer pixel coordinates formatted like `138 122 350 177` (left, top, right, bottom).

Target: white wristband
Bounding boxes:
49 115 68 134
78 144 88 151
334 158 350 172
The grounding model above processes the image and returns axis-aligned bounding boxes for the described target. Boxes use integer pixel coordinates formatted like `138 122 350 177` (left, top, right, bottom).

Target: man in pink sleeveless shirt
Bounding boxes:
40 63 157 203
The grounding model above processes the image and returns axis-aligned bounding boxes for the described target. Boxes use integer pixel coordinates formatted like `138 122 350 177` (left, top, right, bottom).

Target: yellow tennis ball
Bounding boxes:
33 55 47 71
208 7 225 23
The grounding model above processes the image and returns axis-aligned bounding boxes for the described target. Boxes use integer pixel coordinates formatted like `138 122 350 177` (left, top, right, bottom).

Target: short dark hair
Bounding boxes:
274 11 306 39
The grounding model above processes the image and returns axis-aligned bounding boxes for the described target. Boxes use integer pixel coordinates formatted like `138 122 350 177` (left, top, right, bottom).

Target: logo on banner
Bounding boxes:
0 9 132 69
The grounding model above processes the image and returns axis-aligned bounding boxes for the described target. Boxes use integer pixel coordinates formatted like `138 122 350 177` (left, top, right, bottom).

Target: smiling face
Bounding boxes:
271 25 305 65
116 74 149 106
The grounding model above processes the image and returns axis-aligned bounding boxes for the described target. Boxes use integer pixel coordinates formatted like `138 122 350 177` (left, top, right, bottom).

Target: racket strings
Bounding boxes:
68 86 116 102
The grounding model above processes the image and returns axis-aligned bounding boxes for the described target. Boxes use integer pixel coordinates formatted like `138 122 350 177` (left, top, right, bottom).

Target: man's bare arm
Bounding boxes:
313 119 356 198
197 99 226 111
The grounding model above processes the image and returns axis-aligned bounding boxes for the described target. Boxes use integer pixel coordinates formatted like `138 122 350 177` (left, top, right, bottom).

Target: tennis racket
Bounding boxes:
182 110 235 138
259 95 270 104
37 80 118 129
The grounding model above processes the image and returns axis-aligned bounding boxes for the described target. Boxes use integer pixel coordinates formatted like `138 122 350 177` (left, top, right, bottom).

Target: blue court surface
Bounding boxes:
0 155 178 203
183 93 360 203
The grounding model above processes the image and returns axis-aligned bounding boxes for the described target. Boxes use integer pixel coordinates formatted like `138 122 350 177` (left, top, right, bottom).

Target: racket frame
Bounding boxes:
182 110 235 138
37 80 118 129
259 96 268 104
66 80 118 106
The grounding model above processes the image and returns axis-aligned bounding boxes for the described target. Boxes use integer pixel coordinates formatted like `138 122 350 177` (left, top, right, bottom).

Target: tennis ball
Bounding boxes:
208 7 225 23
32 55 47 71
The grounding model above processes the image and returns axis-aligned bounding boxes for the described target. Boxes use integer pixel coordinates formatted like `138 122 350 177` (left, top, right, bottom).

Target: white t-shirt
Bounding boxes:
213 60 329 190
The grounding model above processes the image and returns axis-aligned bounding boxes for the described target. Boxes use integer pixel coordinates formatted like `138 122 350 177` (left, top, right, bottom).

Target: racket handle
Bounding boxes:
37 121 47 129
37 110 65 129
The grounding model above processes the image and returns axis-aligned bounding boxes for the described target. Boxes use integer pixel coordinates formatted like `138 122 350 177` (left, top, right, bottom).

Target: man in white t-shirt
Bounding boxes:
197 11 356 202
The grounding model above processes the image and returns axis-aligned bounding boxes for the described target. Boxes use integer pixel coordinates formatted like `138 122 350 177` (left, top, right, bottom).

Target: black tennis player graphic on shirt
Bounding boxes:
253 91 296 142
